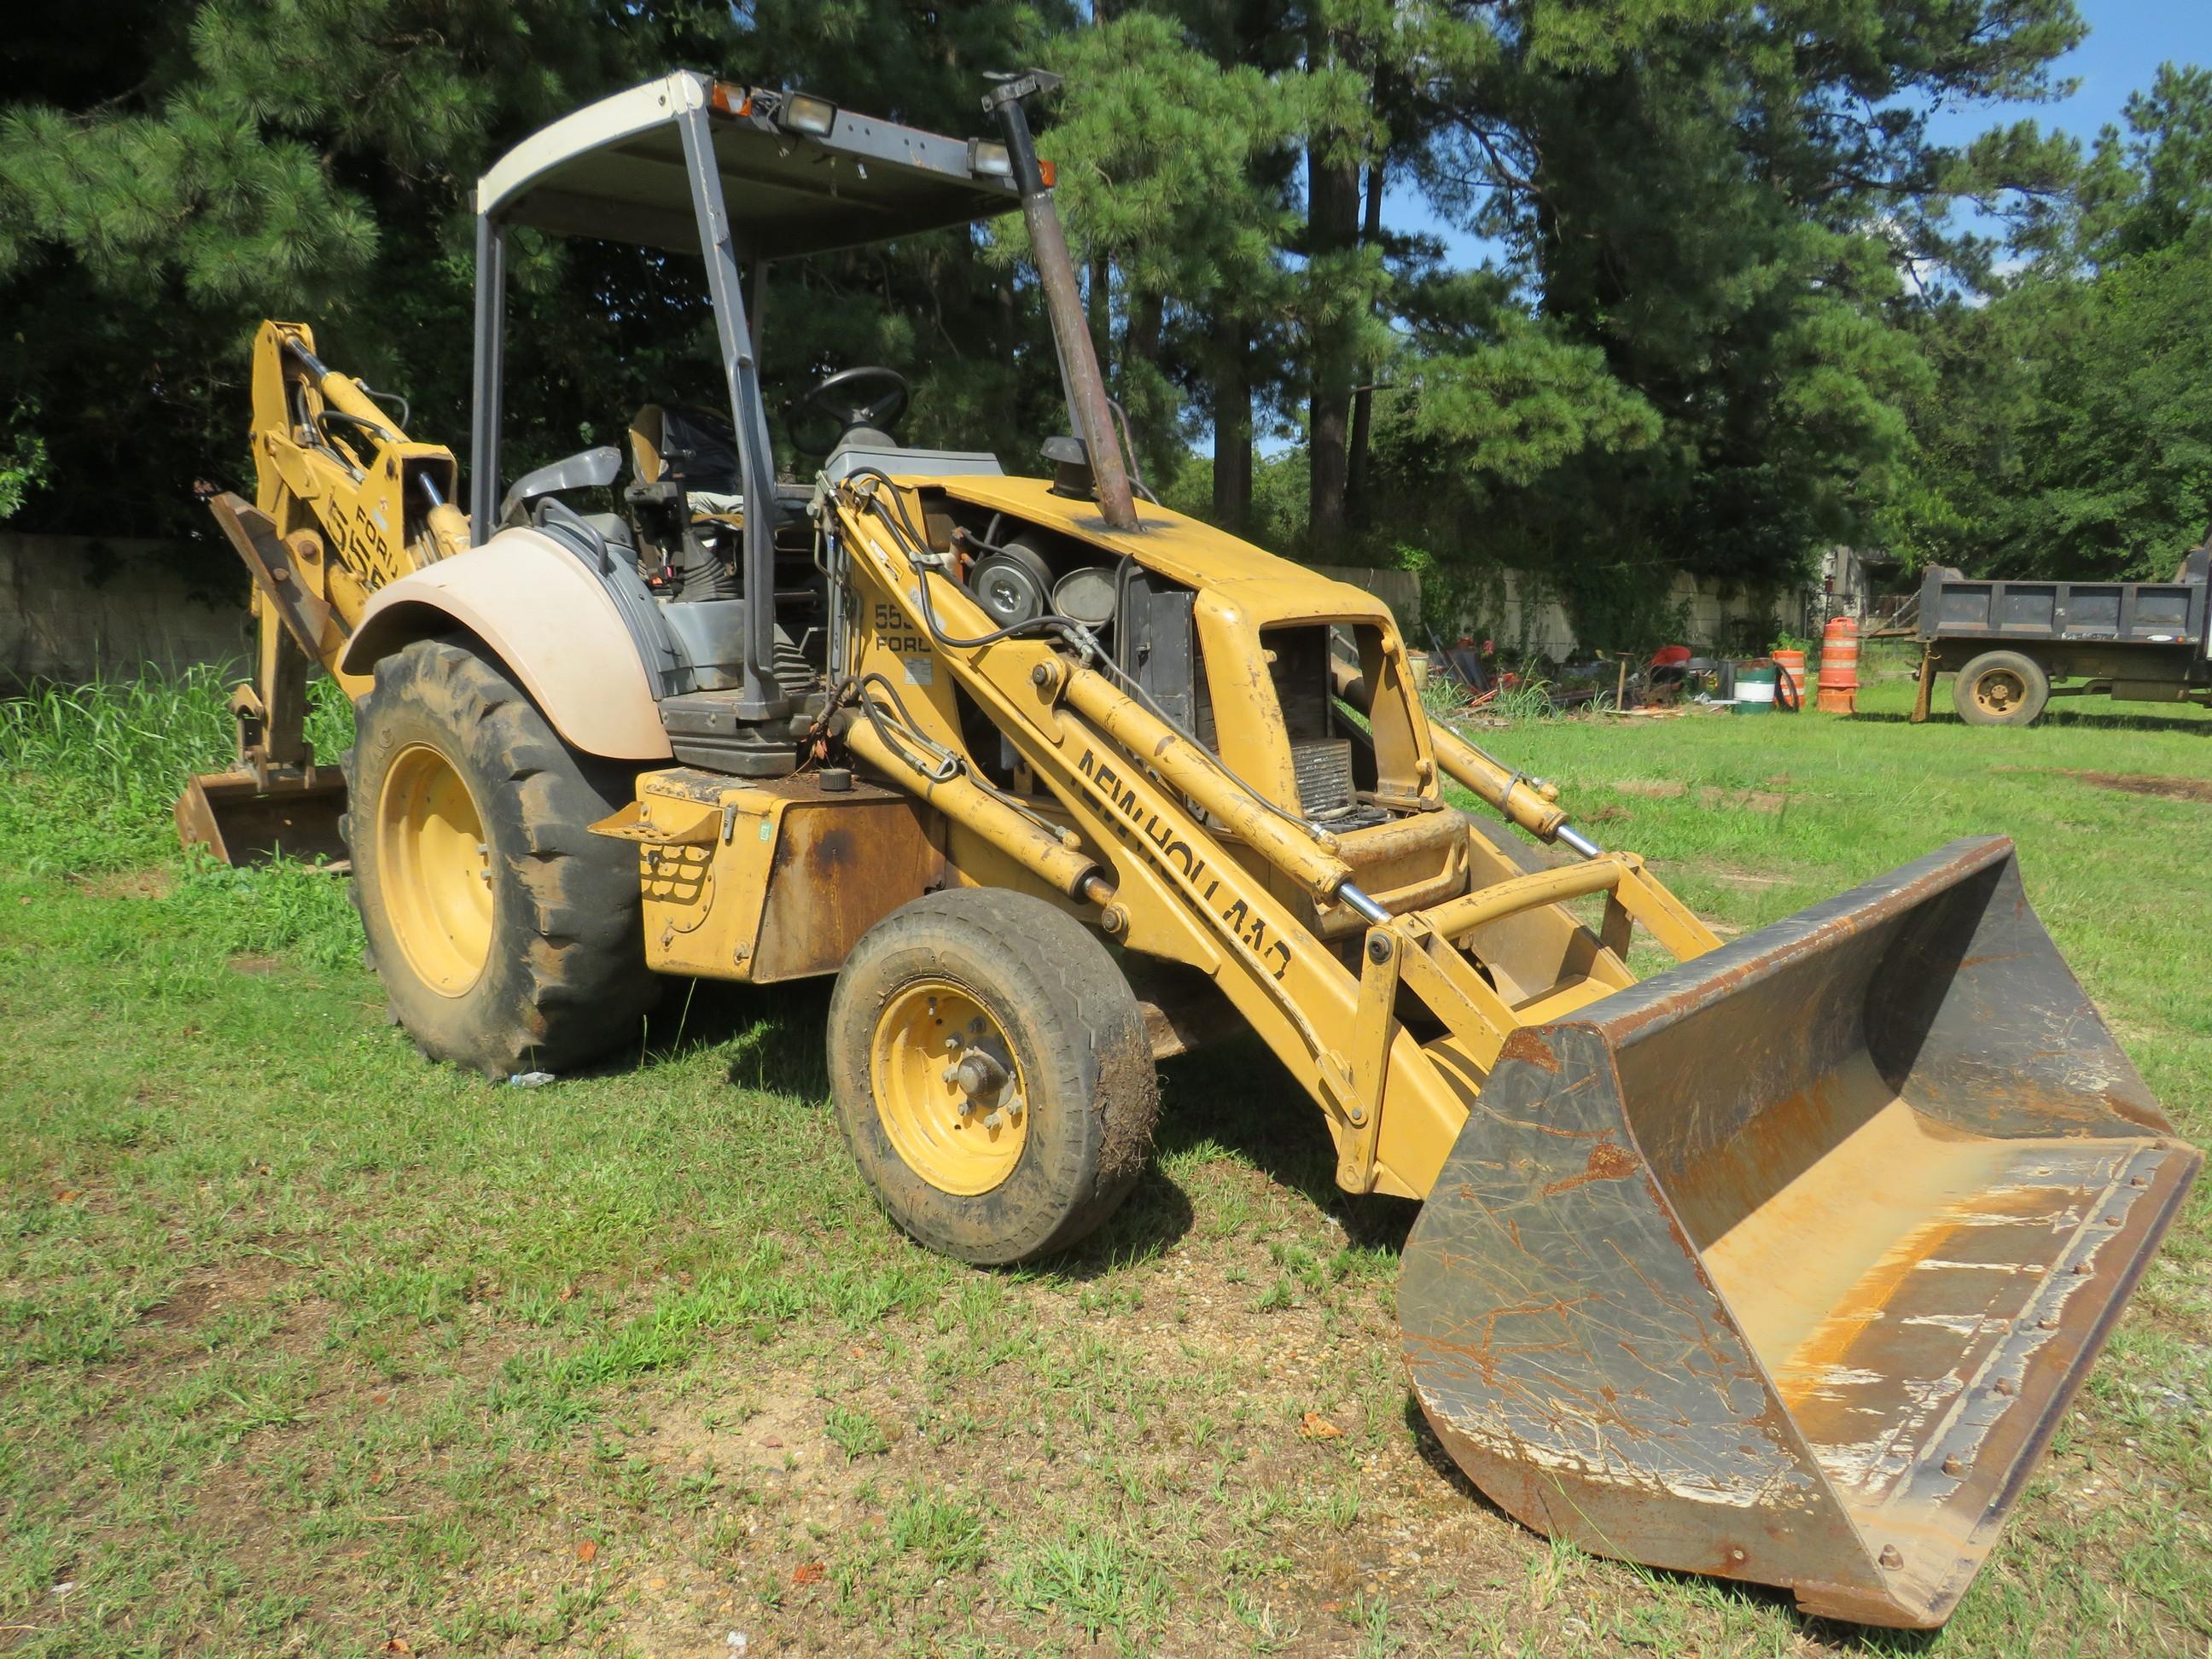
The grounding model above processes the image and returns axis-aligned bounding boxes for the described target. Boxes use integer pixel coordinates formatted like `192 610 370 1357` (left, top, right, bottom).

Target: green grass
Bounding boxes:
0 664 2207 1656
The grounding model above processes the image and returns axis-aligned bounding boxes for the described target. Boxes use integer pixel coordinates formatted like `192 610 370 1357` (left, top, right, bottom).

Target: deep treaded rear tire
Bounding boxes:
342 638 659 1076
829 888 1159 1265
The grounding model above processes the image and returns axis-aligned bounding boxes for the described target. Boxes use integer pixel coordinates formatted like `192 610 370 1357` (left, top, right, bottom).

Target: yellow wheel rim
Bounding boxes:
870 979 1027 1196
1972 669 2024 715
376 742 494 997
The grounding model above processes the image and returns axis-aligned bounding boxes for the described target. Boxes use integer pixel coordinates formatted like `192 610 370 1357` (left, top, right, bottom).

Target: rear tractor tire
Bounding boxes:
828 888 1160 1265
1953 649 2051 727
342 638 660 1077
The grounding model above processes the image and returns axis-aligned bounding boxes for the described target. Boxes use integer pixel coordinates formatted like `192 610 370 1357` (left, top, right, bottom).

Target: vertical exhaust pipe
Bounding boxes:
985 72 1139 533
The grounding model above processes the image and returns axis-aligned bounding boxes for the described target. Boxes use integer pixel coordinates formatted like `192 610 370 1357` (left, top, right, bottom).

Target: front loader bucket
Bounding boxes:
175 766 351 867
1401 836 2197 1627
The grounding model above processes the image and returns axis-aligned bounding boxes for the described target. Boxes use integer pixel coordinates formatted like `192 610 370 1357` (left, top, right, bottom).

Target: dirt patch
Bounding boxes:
2064 771 2212 805
143 1278 218 1328
1615 779 1786 812
229 953 285 975
1697 784 1786 813
73 868 173 900
1699 865 1788 889
120 1254 308 1365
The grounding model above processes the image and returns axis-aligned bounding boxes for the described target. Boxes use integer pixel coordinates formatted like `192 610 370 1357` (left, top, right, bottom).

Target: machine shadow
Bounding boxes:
579 973 837 1098
626 973 1203 1268
627 992 1421 1266
1151 1033 1425 1254
637 984 1940 1651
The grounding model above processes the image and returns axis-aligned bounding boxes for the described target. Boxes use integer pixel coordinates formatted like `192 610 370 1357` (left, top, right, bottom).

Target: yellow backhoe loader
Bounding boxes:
178 69 2197 1629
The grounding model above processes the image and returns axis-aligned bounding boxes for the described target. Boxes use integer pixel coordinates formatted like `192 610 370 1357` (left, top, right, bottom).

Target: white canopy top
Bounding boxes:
475 72 1022 259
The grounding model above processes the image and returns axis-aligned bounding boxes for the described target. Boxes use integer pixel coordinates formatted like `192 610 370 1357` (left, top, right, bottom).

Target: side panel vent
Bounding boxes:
1291 737 1355 817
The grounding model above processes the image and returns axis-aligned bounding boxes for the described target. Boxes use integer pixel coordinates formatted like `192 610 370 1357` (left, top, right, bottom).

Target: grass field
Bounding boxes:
2 663 2208 1657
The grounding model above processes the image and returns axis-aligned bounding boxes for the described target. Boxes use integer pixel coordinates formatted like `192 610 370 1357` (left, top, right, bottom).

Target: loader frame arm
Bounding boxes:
825 476 1719 1198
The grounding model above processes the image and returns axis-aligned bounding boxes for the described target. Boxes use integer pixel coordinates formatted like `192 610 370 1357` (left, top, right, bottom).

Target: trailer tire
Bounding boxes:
342 638 659 1077
829 888 1158 1265
1953 649 2051 726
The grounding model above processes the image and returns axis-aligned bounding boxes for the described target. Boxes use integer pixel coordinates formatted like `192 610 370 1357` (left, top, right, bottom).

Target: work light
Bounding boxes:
969 138 1054 186
777 93 838 137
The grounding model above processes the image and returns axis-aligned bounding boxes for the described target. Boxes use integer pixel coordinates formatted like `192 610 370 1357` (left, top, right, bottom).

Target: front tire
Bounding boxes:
343 638 660 1076
828 889 1159 1265
1953 649 2051 727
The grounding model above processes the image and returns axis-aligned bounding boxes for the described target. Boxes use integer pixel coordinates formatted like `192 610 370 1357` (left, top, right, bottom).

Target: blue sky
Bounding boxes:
1400 0 2212 271
1920 0 2212 152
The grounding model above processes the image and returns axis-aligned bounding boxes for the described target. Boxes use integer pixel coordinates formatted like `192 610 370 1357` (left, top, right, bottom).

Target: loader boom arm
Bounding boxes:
824 474 1717 1198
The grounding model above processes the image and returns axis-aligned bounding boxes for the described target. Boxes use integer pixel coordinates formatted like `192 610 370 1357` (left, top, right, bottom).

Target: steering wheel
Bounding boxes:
789 365 910 457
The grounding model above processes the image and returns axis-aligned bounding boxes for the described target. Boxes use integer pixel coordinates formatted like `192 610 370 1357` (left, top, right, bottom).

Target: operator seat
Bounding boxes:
627 403 746 516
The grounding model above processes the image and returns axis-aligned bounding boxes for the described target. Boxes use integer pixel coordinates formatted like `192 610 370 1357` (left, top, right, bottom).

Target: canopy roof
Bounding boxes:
475 72 1021 260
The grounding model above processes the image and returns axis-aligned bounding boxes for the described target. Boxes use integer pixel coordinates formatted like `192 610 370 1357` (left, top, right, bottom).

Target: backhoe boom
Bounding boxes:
176 323 467 864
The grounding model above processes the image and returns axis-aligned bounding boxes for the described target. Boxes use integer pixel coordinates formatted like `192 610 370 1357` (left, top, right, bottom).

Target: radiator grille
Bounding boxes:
1291 737 1356 817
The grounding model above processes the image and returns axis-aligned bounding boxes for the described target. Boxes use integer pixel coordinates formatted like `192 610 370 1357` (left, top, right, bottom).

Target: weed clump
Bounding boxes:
0 665 352 874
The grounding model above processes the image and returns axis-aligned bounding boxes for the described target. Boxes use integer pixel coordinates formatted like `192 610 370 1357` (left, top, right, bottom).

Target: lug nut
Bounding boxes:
983 1110 1005 1130
1878 1545 1904 1570
1941 1456 1966 1477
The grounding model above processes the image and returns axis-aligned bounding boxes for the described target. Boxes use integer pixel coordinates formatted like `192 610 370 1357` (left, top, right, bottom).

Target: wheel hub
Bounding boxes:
870 980 1027 1195
1975 670 2023 713
375 742 494 996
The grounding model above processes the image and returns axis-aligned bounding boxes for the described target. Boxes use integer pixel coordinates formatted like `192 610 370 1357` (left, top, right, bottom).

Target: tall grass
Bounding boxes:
1487 673 1567 720
0 665 354 874
1423 667 1575 724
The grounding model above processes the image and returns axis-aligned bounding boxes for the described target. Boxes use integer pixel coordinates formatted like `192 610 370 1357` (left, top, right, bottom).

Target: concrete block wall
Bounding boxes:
2 535 248 687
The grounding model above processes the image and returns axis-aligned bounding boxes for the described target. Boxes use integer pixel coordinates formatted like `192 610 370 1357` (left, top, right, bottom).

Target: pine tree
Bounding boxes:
1896 63 2212 580
1391 0 2085 618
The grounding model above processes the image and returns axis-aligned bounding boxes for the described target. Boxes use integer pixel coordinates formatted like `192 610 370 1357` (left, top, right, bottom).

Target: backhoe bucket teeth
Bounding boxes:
175 767 350 867
1400 835 2197 1628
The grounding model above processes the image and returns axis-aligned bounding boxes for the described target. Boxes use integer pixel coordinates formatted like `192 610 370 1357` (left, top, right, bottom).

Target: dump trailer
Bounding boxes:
177 70 2197 1628
1909 546 2211 725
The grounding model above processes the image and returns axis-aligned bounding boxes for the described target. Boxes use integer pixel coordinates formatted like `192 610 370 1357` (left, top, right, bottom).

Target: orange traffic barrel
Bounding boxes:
1818 616 1859 713
1772 648 1806 711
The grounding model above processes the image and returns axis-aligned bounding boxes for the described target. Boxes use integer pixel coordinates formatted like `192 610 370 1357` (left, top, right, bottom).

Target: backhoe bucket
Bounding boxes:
175 766 350 867
1401 836 2197 1627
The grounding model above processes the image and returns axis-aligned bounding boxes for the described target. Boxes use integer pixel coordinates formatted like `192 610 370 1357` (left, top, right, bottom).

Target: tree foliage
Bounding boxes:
5 0 2203 617
1895 63 2212 579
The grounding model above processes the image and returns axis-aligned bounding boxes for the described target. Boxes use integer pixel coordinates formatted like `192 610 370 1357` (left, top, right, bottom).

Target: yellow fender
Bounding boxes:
340 527 673 761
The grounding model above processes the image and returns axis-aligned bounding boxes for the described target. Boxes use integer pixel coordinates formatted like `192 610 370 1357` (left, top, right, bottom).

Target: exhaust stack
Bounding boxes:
985 72 1139 533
